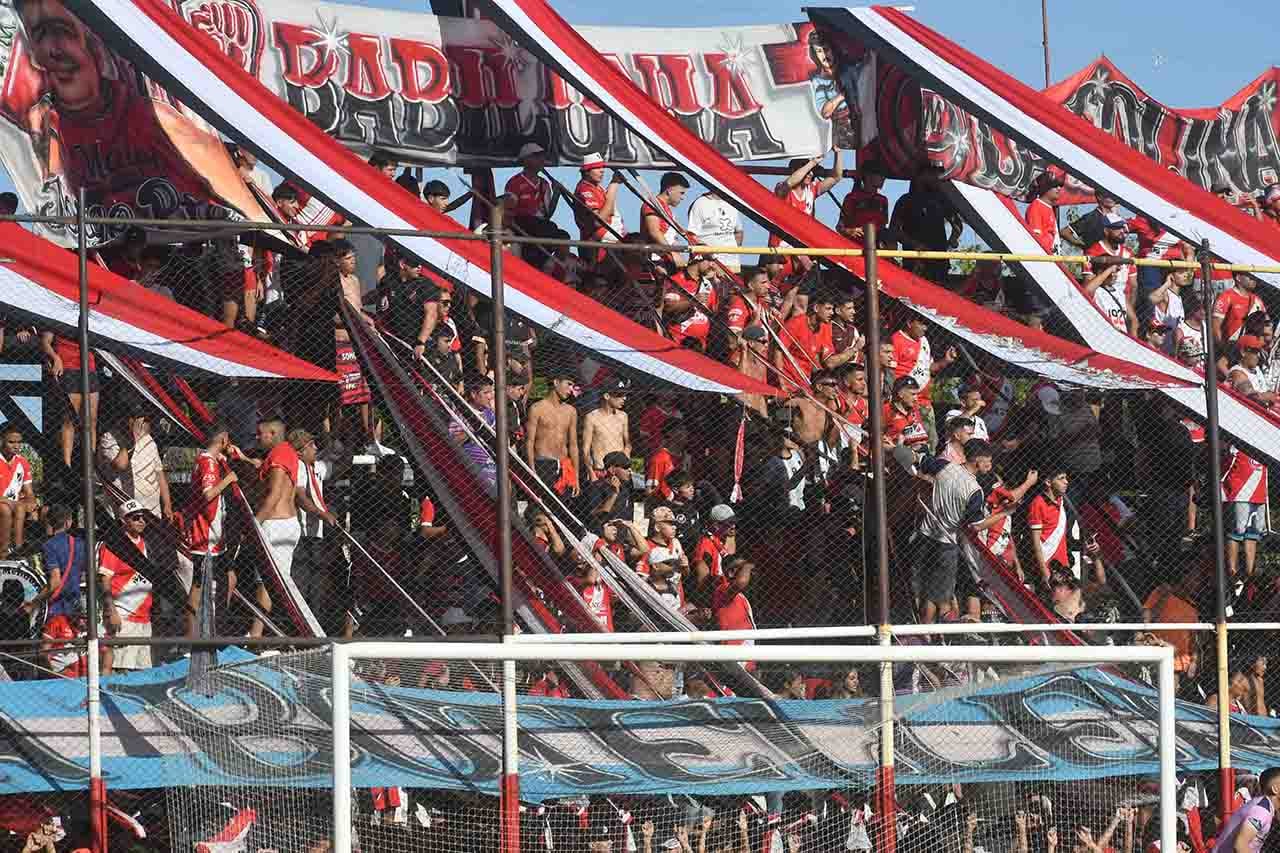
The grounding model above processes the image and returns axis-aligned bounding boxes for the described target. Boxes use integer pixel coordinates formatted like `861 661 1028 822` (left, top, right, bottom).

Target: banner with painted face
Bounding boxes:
4 648 1279 799
0 0 279 245
0 0 854 245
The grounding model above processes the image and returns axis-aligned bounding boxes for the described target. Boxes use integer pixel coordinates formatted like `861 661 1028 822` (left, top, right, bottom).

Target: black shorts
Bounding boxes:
914 537 960 606
60 369 98 395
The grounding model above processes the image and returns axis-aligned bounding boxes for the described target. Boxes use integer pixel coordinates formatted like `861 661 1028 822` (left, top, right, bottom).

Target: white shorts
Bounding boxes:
261 517 302 578
1230 502 1269 541
112 619 152 671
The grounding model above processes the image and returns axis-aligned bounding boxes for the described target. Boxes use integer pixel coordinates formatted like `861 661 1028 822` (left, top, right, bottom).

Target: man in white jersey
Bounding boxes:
1212 766 1280 853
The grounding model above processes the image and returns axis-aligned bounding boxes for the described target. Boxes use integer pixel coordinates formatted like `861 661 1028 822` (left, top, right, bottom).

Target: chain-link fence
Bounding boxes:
1 213 1278 650
0 198 1274 851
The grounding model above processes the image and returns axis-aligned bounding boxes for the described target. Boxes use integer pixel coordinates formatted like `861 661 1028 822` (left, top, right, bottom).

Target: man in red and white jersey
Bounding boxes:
184 424 238 636
501 142 556 224
1083 214 1137 336
1127 213 1186 316
662 256 718 350
1025 173 1063 254
98 500 155 671
891 315 957 447
0 426 34 558
640 173 690 266
1214 273 1268 347
770 152 844 278
570 552 614 631
1223 438 1269 580
573 152 625 261
775 292 836 391
1027 468 1071 583
883 376 930 455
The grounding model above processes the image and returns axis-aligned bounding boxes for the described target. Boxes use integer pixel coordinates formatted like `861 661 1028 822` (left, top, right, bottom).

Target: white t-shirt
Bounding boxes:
130 434 164 515
1152 289 1185 355
297 459 332 539
944 409 989 440
686 193 741 271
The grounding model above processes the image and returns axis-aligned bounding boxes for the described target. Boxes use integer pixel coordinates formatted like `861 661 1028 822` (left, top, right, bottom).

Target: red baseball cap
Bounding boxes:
1238 334 1265 351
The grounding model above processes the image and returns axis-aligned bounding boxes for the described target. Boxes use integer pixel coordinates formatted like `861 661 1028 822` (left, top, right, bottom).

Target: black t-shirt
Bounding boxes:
665 498 702 553
425 348 462 390
583 476 633 521
893 189 957 250
381 271 442 344
1069 208 1107 250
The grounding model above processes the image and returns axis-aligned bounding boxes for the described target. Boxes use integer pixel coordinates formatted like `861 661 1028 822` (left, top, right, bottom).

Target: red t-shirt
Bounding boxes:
503 172 553 219
769 183 816 248
711 578 754 637
883 402 928 448
778 314 832 389
570 576 615 631
663 271 717 347
0 453 31 501
260 441 300 486
186 450 226 556
1027 493 1069 569
52 335 95 374
839 188 888 231
98 535 153 623
1086 241 1136 301
725 294 761 334
573 179 622 241
891 329 934 403
1025 198 1058 254
1126 216 1182 260
692 533 727 579
645 447 681 499
1213 287 1267 344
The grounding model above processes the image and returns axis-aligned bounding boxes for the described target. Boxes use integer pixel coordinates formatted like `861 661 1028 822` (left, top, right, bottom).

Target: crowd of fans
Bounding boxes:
0 143 1273 721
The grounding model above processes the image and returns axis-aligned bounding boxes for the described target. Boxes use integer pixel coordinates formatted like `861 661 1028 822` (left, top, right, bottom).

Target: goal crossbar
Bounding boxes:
331 641 1177 853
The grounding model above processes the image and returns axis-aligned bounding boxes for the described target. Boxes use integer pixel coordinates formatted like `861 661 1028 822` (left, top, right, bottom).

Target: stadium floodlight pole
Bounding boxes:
862 223 895 853
77 188 106 853
1041 0 1051 88
1199 238 1232 819
488 202 520 853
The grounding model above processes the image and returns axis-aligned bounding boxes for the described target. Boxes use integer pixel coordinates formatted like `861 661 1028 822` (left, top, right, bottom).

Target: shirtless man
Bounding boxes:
786 370 846 474
526 369 581 496
581 378 631 478
240 416 300 637
332 239 373 440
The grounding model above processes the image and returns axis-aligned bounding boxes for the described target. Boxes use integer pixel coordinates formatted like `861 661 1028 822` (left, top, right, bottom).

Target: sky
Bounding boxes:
5 0 1276 249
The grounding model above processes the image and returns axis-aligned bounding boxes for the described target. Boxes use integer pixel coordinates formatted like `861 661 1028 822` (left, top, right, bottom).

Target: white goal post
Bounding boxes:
331 641 1177 853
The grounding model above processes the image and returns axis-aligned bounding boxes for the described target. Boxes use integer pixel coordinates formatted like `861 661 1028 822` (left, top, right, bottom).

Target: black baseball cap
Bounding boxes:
602 451 631 470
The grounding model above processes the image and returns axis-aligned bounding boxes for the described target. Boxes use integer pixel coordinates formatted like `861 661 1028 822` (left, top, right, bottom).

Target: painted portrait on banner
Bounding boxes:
0 0 273 244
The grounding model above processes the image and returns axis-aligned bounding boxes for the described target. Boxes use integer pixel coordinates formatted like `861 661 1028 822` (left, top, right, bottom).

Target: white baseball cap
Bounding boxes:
119 499 147 518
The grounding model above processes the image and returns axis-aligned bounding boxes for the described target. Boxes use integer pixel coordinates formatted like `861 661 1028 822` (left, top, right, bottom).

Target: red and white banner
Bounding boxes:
473 0 1193 392
865 55 1280 208
948 182 1280 467
0 222 335 381
61 0 772 394
0 0 845 224
811 7 1280 290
